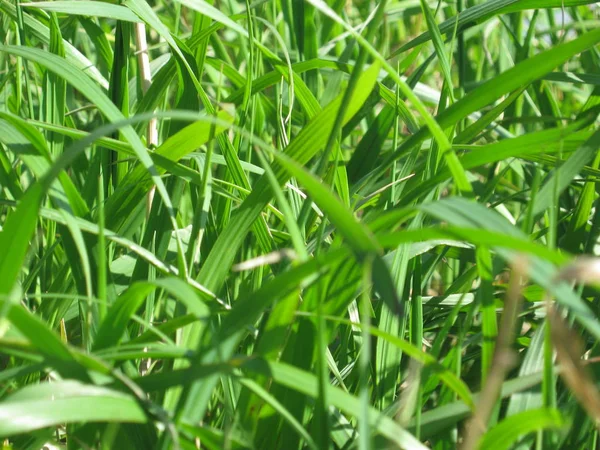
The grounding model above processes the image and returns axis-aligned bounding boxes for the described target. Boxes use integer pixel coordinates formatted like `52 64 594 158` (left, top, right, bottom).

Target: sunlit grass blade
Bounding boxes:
0 381 147 436
391 0 598 56
23 1 140 22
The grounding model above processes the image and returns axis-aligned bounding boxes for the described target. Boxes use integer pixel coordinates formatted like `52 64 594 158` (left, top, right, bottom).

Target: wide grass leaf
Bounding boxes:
383 27 600 172
23 1 140 22
0 381 147 436
243 359 429 449
0 1 108 87
0 45 180 243
479 408 565 450
419 198 600 341
104 111 233 232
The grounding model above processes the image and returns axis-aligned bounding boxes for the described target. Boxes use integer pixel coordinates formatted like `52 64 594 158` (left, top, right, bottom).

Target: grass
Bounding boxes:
0 0 599 448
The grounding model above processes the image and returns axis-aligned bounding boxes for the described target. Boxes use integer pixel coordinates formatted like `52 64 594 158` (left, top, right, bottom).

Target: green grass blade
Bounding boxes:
0 381 147 436
479 408 564 450
23 1 140 22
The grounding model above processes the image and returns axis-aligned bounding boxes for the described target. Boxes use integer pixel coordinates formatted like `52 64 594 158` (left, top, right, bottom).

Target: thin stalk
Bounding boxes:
359 255 374 450
97 170 107 321
134 22 159 216
411 257 423 438
298 0 389 230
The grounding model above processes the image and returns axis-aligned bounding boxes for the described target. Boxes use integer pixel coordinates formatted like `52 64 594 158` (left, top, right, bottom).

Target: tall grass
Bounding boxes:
1 0 600 448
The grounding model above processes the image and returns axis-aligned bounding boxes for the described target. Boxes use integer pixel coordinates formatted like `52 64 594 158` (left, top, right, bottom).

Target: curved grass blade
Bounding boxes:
478 408 564 450
391 0 598 56
243 359 429 449
419 197 600 341
22 1 140 22
533 127 600 216
271 149 380 254
307 0 472 193
93 277 211 351
382 27 600 175
0 45 186 274
0 0 108 88
0 381 147 436
196 62 380 293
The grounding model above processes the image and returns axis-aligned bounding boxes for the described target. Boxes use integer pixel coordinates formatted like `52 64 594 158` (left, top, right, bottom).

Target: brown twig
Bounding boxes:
548 306 600 423
461 255 528 450
547 257 600 425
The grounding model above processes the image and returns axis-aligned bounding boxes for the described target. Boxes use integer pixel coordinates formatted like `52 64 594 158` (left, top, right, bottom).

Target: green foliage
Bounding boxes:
0 0 599 448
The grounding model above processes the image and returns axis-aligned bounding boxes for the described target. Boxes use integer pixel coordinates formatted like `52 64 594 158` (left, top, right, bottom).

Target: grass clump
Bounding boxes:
1 0 600 448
